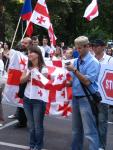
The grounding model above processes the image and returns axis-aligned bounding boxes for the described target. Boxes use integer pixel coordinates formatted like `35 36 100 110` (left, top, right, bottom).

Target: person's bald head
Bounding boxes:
21 37 32 50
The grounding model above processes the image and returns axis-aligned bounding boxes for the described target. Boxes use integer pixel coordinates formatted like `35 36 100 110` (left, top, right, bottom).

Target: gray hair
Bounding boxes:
74 36 89 47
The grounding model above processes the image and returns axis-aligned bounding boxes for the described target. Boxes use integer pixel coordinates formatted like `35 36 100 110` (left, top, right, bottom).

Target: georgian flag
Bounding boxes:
29 0 56 45
3 50 28 107
30 0 51 29
3 51 72 116
83 0 99 21
30 68 52 102
48 24 56 46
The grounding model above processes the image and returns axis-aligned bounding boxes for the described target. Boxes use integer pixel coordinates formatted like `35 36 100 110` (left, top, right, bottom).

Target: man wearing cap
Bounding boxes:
92 39 113 150
66 36 100 150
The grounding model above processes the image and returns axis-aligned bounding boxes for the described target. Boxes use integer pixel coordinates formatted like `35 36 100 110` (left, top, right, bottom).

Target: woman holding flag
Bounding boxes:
20 46 47 150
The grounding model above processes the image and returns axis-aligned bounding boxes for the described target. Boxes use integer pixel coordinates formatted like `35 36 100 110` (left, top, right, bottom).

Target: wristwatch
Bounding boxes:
73 68 77 73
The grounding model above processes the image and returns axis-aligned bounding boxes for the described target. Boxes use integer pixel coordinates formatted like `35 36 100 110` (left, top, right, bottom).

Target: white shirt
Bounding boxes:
0 59 4 81
42 45 51 54
99 53 113 64
0 59 4 72
24 67 48 99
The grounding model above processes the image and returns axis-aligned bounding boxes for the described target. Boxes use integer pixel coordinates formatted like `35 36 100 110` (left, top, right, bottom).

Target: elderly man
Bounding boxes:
66 36 100 150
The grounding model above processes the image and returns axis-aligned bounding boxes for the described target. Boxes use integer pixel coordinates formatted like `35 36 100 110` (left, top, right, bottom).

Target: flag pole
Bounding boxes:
21 20 24 38
21 21 30 41
10 17 21 49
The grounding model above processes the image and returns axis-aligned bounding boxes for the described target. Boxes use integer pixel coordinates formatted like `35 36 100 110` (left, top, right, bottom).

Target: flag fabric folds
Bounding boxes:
30 0 50 29
83 0 99 21
48 24 56 46
3 51 72 116
20 0 33 36
20 0 32 20
30 0 56 46
3 50 28 107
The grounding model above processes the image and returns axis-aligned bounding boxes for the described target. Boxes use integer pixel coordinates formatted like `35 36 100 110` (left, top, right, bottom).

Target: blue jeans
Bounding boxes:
72 96 99 150
98 103 108 149
23 97 46 150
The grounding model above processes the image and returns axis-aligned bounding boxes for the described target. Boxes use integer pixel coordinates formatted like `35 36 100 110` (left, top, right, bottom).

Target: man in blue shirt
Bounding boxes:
66 36 100 150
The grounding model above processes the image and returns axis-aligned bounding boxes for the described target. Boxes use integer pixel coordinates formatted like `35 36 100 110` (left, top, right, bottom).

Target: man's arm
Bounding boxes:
66 64 90 86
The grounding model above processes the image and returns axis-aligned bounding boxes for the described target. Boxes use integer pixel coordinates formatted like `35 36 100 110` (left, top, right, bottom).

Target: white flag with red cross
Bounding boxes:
29 0 56 45
3 50 28 107
29 68 52 102
3 51 72 116
30 0 51 29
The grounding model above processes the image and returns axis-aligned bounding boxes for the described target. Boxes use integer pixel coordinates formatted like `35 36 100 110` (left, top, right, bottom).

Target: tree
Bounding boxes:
0 0 5 41
3 0 113 44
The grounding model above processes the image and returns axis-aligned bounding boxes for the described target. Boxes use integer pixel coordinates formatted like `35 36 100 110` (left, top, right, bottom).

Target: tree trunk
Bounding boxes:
0 0 5 42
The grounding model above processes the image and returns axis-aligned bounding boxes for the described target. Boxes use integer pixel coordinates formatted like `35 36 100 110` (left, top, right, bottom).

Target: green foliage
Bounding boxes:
2 0 113 44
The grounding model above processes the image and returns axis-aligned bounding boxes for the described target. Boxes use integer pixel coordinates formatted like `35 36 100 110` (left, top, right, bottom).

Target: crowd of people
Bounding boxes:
0 35 113 150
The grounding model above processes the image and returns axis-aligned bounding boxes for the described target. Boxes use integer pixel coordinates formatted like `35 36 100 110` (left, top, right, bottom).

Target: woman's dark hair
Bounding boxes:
28 46 45 71
4 41 11 49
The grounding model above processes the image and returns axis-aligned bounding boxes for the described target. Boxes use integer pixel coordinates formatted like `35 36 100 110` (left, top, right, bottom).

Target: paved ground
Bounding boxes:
0 104 113 150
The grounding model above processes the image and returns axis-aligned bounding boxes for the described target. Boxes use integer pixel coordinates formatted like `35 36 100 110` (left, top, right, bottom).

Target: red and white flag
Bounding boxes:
48 24 56 46
29 68 52 103
3 51 72 116
83 0 99 21
30 0 51 29
30 0 56 46
3 50 28 107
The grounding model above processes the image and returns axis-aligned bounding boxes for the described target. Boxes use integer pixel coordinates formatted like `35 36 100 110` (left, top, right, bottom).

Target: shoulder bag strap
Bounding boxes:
77 59 98 125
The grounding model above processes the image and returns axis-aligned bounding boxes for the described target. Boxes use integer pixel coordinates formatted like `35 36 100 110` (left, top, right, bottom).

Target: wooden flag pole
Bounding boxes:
10 17 21 49
21 20 30 41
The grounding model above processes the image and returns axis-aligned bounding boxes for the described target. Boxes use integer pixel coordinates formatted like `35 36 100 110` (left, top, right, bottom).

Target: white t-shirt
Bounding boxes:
0 59 4 82
24 67 48 99
0 59 4 72
99 53 113 64
42 45 51 54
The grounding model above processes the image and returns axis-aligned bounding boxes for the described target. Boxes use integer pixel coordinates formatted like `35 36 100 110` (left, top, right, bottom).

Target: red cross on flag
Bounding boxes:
30 0 51 29
3 51 73 117
3 50 28 107
83 0 99 21
30 68 51 102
